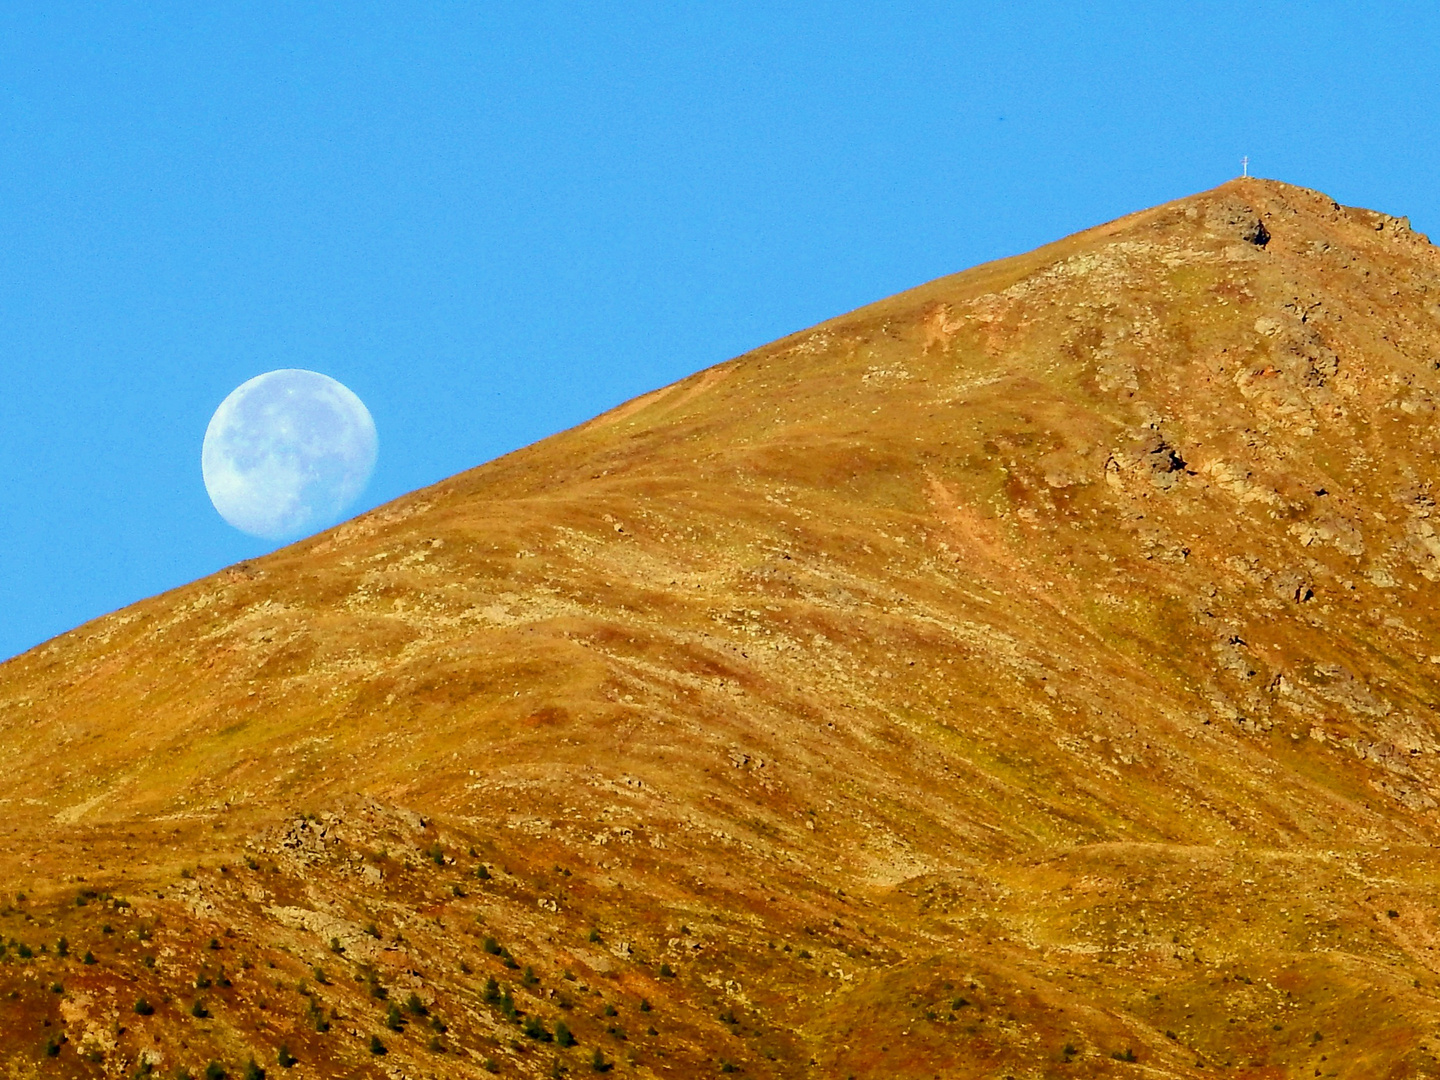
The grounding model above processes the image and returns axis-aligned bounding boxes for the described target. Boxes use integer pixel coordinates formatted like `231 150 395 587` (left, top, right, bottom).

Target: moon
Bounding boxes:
202 369 378 541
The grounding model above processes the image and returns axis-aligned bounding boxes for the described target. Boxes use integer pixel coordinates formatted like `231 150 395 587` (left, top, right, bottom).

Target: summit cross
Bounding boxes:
1242 156 1249 177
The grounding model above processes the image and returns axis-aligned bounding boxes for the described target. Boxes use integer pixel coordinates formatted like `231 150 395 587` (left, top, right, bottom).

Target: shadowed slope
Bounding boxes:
5 178 1440 1077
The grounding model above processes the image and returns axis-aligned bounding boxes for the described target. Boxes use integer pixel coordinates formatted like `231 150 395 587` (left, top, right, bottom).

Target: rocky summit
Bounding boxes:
6 178 1440 1079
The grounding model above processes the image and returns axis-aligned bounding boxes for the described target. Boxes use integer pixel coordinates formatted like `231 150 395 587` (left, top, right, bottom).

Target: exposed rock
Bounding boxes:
1206 198 1270 246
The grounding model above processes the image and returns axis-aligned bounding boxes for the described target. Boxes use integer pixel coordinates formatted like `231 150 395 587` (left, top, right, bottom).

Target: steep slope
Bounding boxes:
5 178 1440 1078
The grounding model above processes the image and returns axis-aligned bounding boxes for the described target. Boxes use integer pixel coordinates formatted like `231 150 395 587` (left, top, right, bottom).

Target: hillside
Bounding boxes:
5 177 1440 1078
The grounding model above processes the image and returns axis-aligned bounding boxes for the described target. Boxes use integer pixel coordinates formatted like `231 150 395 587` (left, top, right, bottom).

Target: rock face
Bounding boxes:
7 178 1440 1077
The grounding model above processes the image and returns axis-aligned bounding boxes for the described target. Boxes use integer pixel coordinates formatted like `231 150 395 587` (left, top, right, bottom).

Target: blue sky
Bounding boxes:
2 1 1438 660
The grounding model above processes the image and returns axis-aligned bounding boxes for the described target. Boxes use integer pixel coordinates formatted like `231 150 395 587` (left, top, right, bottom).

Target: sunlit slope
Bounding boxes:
5 178 1440 1077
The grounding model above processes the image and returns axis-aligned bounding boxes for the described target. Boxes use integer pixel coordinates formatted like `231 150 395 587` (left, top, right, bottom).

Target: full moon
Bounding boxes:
202 369 378 540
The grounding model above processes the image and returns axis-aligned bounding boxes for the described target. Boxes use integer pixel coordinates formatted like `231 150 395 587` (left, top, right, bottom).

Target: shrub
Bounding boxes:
208 938 221 951
243 1060 265 1080
83 951 96 965
587 929 601 943
427 843 445 866
484 978 501 1004
658 963 675 978
44 1036 62 1057
364 923 381 939
640 998 651 1012
57 937 69 957
191 1000 210 1019
406 992 427 1015
482 1060 498 1074
476 864 491 880
369 979 388 1000
204 1063 226 1080
522 966 538 987
523 1016 553 1041
556 1021 576 1047
16 943 32 959
428 1035 445 1053
134 999 155 1016
591 1049 612 1073
1110 1048 1137 1062
328 937 344 955
312 967 329 985
276 1046 297 1069
385 1004 405 1031
483 937 502 956
368 1036 387 1056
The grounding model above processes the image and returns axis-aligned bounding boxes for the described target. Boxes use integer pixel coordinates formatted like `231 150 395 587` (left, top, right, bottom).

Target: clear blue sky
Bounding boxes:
3 1 1437 660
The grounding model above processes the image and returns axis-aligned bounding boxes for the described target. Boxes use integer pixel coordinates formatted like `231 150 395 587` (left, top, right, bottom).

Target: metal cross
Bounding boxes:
1242 156 1249 178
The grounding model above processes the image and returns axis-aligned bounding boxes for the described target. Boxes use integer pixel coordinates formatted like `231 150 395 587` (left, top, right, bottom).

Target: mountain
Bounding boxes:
5 177 1440 1078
